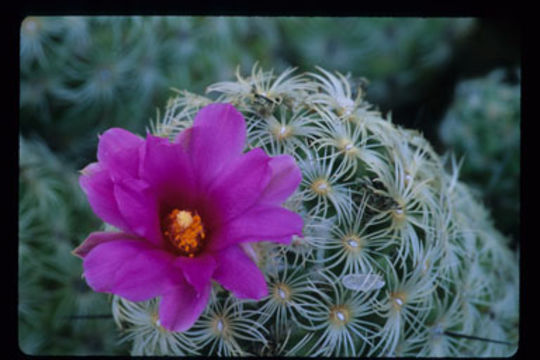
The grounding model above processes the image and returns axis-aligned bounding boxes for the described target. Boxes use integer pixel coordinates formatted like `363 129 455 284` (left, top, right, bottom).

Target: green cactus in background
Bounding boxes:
110 66 518 357
439 69 520 241
277 17 475 107
19 16 477 166
19 16 292 155
18 137 128 355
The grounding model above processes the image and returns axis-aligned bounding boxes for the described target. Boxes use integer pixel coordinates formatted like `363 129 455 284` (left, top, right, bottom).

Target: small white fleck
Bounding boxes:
347 239 358 248
336 311 345 322
278 288 287 299
156 319 161 327
395 208 403 215
216 319 224 332
318 183 328 190
395 298 403 306
345 143 354 151
279 126 287 135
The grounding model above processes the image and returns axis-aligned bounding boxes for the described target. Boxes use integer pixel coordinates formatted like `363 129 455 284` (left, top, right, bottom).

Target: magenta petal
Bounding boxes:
159 280 211 332
97 128 144 180
140 134 197 208
208 148 272 223
83 239 178 302
174 127 193 150
174 254 216 295
212 245 268 300
208 206 304 251
188 103 246 187
113 178 163 246
73 231 139 258
79 163 130 232
259 154 302 205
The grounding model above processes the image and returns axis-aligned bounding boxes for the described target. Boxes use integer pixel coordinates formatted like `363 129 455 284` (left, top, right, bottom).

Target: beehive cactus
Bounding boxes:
78 66 518 357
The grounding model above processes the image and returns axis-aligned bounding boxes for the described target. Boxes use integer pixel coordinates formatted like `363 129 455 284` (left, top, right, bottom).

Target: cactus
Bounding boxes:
439 69 521 240
18 137 128 355
108 66 519 357
19 16 476 166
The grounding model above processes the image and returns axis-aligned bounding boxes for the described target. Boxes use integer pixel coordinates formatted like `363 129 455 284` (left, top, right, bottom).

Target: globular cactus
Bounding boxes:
96 66 518 356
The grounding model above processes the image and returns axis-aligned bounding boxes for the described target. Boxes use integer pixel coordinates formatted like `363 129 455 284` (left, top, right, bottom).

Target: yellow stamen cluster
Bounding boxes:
162 209 205 257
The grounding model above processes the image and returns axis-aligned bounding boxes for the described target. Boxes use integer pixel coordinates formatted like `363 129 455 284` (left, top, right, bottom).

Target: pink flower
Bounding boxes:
73 103 303 332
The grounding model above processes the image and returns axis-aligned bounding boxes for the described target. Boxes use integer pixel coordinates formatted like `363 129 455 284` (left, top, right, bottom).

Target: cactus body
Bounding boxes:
112 66 519 357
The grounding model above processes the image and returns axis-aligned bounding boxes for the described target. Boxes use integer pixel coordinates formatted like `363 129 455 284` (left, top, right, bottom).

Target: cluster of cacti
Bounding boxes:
18 137 128 355
277 17 475 106
107 66 519 357
439 68 521 240
19 16 476 166
20 16 263 165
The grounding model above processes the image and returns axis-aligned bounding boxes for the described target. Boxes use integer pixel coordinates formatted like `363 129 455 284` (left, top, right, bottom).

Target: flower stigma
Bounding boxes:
162 209 206 257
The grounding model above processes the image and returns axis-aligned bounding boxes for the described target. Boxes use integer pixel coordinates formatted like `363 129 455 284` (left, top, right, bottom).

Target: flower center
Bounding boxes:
162 209 205 257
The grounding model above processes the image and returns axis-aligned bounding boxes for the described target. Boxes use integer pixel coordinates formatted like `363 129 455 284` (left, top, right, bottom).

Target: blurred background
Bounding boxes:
18 16 520 355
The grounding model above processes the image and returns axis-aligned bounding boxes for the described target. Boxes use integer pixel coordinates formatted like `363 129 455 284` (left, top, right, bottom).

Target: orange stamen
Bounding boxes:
162 209 206 257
